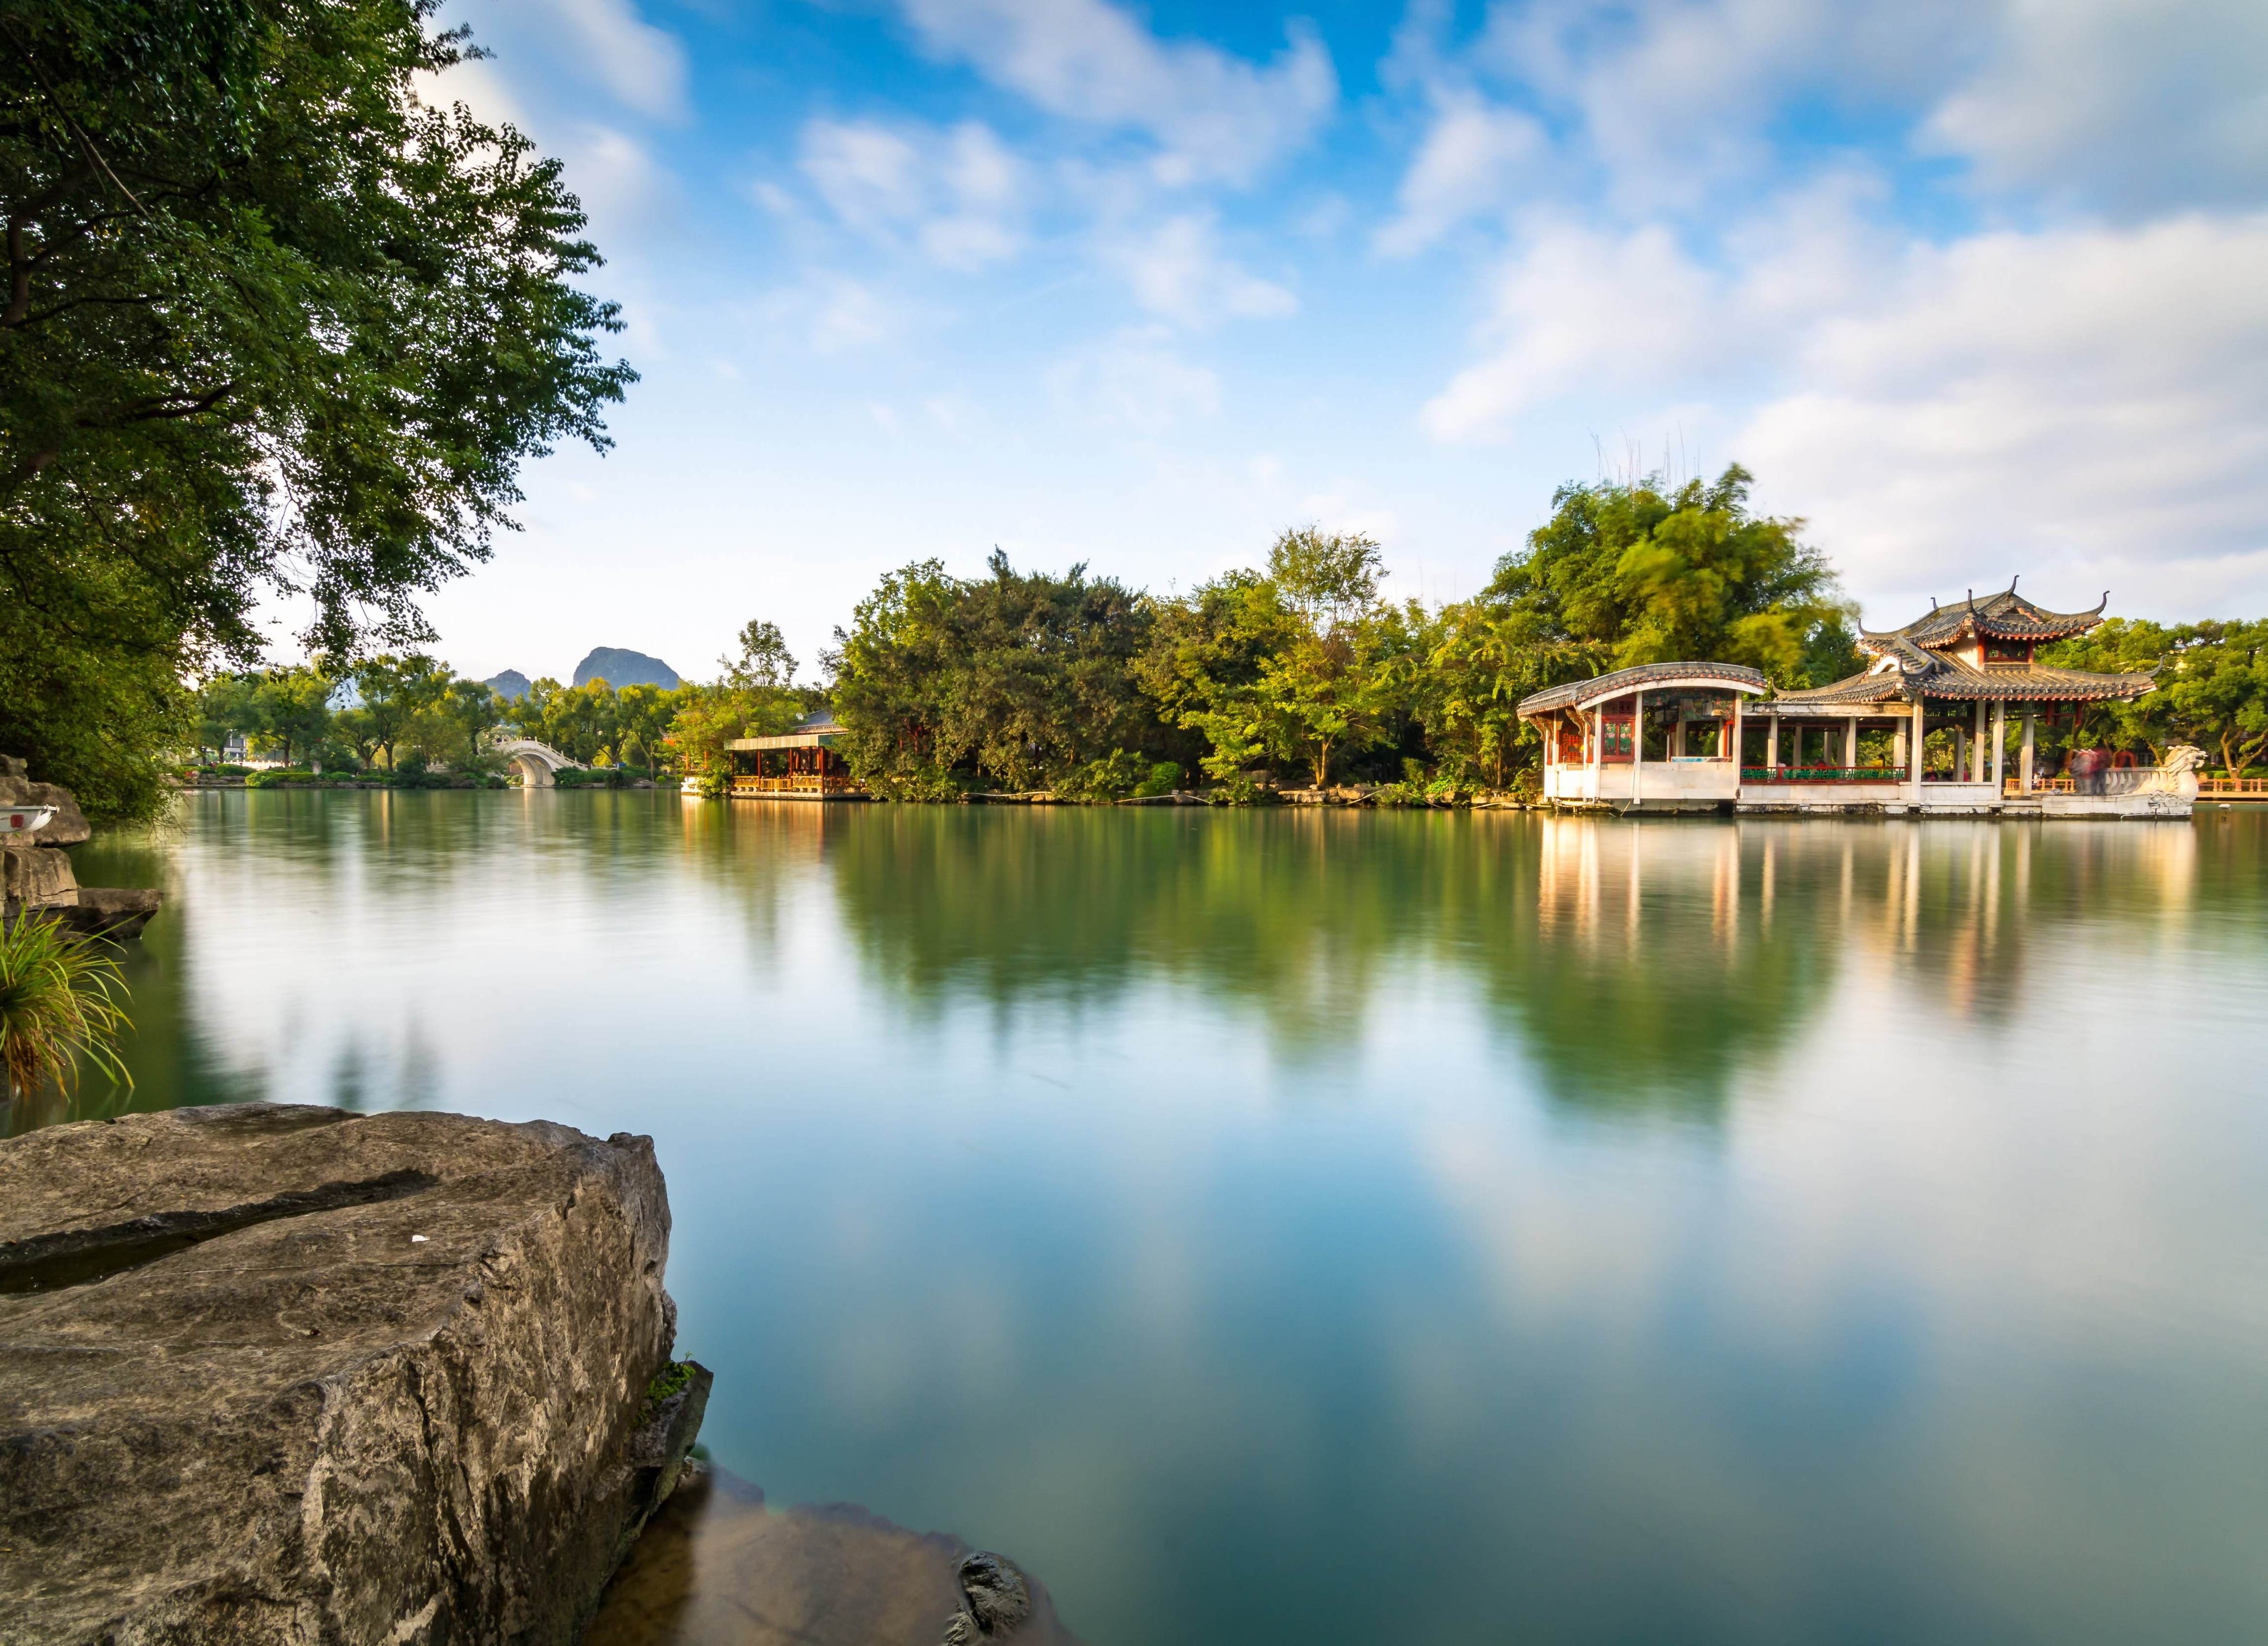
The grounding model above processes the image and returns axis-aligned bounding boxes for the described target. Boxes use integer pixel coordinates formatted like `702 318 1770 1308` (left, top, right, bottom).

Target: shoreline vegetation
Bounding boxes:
189 468 2268 810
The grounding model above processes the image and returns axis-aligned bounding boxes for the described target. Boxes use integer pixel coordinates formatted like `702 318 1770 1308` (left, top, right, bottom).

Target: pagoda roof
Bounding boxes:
1769 646 2154 709
1517 661 1767 717
1857 581 2107 656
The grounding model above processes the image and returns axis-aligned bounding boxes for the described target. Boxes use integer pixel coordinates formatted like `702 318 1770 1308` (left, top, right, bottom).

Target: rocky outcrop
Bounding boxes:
0 1103 704 1645
0 755 162 937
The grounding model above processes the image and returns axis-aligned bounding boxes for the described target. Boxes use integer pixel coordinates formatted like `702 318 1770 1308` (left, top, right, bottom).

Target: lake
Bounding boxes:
38 794 2268 1643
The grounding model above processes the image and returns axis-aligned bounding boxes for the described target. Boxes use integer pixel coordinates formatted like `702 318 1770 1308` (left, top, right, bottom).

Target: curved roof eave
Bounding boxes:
1517 661 1770 717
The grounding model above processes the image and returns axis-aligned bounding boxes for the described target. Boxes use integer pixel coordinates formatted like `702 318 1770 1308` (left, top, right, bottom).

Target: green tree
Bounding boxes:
403 675 502 768
1407 600 1595 789
1137 531 1410 788
2046 617 2268 771
613 682 688 771
1134 570 1300 782
351 654 447 769
1490 465 1854 686
828 554 1164 796
1249 530 1412 787
194 672 261 761
1 0 633 818
250 665 334 766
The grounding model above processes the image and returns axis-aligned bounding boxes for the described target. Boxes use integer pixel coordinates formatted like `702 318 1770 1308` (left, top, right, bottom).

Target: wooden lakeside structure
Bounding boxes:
1519 583 2204 820
718 708 869 800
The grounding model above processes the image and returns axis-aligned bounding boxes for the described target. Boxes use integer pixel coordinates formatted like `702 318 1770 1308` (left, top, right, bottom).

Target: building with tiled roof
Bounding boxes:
1517 581 2193 818
1771 582 2156 710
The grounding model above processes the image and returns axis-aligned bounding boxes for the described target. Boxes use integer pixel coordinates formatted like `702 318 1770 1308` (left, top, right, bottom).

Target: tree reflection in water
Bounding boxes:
810 806 2208 1126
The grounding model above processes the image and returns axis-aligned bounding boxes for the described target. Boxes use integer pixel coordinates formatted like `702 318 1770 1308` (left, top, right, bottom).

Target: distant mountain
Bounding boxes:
571 647 680 690
485 669 532 702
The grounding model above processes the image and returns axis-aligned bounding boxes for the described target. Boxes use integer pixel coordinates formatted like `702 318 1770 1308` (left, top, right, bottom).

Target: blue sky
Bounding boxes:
384 0 2268 683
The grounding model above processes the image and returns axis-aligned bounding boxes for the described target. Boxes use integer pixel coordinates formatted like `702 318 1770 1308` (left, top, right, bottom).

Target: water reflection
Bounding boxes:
814 809 2214 1124
12 797 2268 1645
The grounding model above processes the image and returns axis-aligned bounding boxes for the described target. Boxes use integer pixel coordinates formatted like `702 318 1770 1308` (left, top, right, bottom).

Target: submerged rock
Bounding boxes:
0 1103 703 1645
586 1468 1083 1646
951 1551 1035 1637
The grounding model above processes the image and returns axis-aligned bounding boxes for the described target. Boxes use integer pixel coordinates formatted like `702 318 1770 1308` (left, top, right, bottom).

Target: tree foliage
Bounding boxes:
663 619 804 789
2045 617 2268 772
0 0 633 817
827 552 1167 797
1488 465 1857 686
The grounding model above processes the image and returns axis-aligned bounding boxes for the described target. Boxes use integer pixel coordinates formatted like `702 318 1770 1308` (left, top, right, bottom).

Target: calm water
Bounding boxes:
41 794 2268 1643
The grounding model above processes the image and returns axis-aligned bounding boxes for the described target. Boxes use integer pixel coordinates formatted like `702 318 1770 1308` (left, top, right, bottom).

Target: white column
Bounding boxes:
2020 710 2036 794
1844 718 1858 770
1974 700 1988 784
1771 713 1782 770
1731 694 1745 775
1991 701 2006 796
1633 691 1645 774
1911 699 1926 802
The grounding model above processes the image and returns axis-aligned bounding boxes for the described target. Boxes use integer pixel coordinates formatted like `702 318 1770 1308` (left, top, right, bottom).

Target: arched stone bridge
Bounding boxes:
486 737 585 788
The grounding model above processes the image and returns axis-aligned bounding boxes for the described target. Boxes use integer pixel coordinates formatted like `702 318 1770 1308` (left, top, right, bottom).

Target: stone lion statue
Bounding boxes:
2133 744 2206 797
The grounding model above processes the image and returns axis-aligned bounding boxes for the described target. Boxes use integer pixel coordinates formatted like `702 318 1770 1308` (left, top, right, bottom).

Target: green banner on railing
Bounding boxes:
1741 767 1909 784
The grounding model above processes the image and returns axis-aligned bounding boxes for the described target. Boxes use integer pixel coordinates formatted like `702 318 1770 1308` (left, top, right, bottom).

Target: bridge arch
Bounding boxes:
486 737 583 788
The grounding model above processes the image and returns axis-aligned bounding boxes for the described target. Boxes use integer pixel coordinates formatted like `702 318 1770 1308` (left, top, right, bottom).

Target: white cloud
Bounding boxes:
1112 213 1295 327
412 53 529 130
1469 0 1956 207
1425 195 2268 611
892 0 1336 183
1922 0 2268 217
1377 93 1549 257
496 0 689 123
811 280 903 354
1299 490 1403 546
1046 329 1221 435
797 118 1028 270
559 124 680 240
1740 215 2268 609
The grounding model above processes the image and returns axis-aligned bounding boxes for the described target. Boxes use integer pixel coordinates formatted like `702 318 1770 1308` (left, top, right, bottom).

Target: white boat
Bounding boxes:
1 805 56 836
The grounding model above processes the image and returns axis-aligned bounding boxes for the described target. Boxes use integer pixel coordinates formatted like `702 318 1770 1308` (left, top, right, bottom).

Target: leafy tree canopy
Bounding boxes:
1 0 633 816
828 551 1166 797
1487 465 1858 688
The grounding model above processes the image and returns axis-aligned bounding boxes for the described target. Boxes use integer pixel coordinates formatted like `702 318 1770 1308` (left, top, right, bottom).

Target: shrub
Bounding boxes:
0 915 132 1101
1135 760 1183 798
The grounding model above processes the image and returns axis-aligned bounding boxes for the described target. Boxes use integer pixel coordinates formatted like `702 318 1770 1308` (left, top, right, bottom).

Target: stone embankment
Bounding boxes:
0 1104 708 1645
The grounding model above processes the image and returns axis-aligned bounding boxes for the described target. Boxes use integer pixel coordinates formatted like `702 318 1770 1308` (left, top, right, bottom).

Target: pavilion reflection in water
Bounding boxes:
1508 815 2199 1122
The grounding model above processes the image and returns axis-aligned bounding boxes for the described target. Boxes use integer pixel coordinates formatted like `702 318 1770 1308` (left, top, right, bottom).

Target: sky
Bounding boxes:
373 0 2268 685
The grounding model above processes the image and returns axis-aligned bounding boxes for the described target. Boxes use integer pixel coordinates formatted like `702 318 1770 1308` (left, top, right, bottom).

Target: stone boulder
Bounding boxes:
0 1103 704 1645
3 843 80 908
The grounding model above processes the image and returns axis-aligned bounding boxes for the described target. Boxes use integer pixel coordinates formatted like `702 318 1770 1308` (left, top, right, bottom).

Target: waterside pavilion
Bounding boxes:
1520 661 1772 814
722 707 868 800
1520 584 2194 819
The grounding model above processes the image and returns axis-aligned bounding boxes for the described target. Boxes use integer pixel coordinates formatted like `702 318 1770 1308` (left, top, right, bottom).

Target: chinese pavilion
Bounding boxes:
1520 582 2196 818
719 707 867 800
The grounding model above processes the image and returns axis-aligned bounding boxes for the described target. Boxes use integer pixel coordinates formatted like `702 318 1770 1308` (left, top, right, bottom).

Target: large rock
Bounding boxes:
0 1104 701 1645
3 843 80 908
